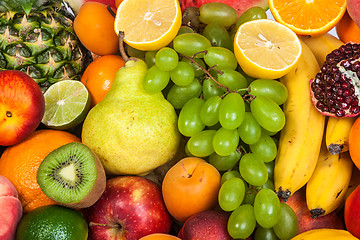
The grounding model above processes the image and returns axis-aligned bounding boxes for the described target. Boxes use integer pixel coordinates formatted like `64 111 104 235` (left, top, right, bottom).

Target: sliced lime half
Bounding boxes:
42 80 90 130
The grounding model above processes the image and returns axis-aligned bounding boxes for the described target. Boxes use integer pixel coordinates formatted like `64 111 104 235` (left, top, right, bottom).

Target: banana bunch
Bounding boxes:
301 33 354 155
299 33 356 217
306 142 353 218
291 229 358 240
274 40 325 201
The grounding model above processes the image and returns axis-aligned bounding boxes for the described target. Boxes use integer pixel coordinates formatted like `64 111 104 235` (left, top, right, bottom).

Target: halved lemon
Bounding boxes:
234 19 302 79
269 0 346 36
114 0 181 51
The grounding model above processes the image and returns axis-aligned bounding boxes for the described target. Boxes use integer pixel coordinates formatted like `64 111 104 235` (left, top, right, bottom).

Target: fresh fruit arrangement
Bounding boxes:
1 0 360 239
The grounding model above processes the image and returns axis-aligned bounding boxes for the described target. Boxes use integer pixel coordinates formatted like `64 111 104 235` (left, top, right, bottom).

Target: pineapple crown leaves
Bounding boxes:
13 0 47 15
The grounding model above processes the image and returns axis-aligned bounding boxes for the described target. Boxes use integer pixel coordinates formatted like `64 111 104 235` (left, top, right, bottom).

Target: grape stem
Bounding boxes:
180 53 234 95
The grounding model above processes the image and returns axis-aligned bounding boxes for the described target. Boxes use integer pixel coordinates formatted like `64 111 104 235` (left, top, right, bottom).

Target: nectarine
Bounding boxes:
162 157 221 222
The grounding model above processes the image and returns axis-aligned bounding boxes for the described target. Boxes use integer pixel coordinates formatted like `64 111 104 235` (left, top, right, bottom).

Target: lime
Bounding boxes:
42 80 90 130
16 205 88 240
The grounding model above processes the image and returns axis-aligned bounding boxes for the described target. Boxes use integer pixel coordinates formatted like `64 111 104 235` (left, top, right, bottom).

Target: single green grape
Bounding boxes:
239 153 268 186
273 203 299 240
243 184 257 205
178 98 205 137
219 92 245 130
234 6 267 31
248 79 288 105
181 57 206 77
204 47 238 70
170 61 195 87
227 204 257 239
143 65 170 94
238 112 262 145
219 177 245 212
202 78 225 100
254 188 281 229
173 33 212 57
266 160 275 180
221 170 241 185
250 132 278 162
199 2 237 27
166 78 202 109
126 45 146 60
255 227 279 240
182 6 203 30
213 127 240 156
203 22 232 50
177 26 195 35
257 178 275 191
144 51 157 68
200 95 221 127
216 69 248 92
155 47 179 71
250 96 286 132
186 130 216 157
209 150 241 171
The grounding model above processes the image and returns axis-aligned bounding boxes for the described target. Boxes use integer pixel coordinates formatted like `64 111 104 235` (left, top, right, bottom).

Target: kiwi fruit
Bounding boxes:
37 142 106 209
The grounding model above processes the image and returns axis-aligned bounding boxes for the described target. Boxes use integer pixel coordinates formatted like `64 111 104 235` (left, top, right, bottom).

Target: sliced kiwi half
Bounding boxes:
37 142 106 209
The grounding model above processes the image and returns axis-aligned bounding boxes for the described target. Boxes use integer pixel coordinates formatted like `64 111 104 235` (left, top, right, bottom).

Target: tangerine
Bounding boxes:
139 233 181 240
0 129 80 213
336 11 360 43
74 2 119 56
81 55 125 107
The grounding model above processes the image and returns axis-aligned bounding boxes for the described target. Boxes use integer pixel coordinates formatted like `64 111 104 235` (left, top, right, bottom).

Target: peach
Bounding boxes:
0 175 23 240
178 210 232 240
0 70 45 146
162 157 221 223
347 0 360 27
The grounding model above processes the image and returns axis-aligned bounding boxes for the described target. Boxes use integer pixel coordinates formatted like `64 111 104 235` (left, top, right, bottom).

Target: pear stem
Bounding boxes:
118 31 130 62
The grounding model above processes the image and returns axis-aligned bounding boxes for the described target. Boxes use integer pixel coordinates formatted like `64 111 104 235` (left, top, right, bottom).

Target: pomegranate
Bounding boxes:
310 42 360 117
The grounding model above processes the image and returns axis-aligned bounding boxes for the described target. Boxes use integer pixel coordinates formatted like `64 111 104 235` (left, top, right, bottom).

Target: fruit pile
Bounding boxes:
1 0 360 239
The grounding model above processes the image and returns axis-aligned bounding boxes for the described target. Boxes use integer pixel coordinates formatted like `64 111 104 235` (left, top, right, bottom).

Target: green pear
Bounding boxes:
81 59 181 175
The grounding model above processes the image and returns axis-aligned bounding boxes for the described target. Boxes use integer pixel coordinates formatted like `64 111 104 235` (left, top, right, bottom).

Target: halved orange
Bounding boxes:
114 0 181 51
269 0 347 36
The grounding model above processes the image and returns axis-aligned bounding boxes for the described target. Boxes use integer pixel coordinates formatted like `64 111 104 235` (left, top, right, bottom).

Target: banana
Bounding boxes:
306 142 353 218
300 34 355 155
300 33 344 66
291 229 358 240
326 117 356 154
274 40 325 201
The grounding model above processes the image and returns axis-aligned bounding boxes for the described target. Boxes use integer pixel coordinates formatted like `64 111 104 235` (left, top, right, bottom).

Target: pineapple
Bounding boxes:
0 0 91 92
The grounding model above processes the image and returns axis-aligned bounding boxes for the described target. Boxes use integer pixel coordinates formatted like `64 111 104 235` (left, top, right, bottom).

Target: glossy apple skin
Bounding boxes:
283 188 344 235
84 176 172 240
178 210 232 240
345 184 360 238
0 175 23 240
85 0 116 9
0 70 45 146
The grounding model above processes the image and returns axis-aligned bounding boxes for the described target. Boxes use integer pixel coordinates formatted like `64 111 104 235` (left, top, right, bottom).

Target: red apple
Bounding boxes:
283 187 344 234
345 183 360 238
84 176 172 240
178 210 232 240
0 70 45 146
0 175 23 240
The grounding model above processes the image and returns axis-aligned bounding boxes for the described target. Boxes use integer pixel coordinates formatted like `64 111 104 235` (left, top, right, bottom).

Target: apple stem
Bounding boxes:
89 222 121 228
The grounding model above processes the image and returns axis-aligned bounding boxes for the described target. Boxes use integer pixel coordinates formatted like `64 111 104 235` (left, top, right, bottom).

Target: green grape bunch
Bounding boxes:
131 3 298 239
